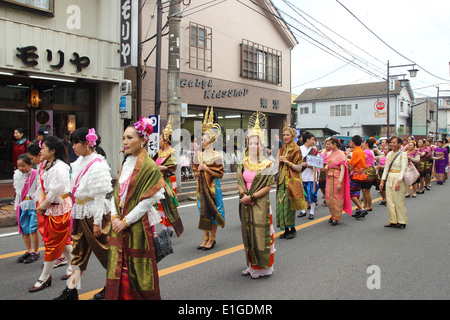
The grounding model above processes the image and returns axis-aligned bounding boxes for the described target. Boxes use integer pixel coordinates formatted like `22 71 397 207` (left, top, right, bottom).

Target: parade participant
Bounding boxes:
298 132 319 220
432 140 449 185
405 141 420 197
54 128 113 300
361 138 377 212
29 136 73 293
13 128 30 170
238 112 275 279
194 107 225 250
13 154 40 264
318 139 331 207
416 139 429 194
27 142 46 240
276 122 306 239
153 115 183 237
325 137 352 225
380 137 408 229
348 135 368 218
375 144 389 205
424 139 434 190
106 118 166 300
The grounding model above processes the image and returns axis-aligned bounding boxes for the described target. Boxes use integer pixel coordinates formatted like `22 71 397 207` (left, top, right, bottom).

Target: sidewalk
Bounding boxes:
0 174 240 228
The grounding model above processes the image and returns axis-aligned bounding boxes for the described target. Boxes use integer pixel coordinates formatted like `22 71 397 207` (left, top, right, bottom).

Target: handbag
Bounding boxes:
153 228 174 263
404 162 420 186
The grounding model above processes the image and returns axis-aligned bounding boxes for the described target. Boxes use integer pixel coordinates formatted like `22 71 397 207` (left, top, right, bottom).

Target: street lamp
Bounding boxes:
386 61 419 138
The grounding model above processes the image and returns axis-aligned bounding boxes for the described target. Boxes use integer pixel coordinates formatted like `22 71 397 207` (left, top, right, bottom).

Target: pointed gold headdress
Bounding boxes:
162 114 174 142
248 111 267 145
202 106 221 142
283 120 297 139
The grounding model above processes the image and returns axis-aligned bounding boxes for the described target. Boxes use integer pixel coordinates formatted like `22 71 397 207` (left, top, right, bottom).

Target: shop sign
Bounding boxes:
120 0 138 68
260 98 280 110
16 46 90 72
30 89 40 108
180 77 249 100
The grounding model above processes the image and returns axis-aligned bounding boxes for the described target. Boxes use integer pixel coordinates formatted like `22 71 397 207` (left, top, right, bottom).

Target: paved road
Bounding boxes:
1 182 449 301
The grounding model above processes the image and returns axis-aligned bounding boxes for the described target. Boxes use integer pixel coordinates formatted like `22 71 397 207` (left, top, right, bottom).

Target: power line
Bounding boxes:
335 0 450 82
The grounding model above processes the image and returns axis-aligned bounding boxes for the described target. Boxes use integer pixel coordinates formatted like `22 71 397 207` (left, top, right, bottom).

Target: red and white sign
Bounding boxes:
374 100 386 111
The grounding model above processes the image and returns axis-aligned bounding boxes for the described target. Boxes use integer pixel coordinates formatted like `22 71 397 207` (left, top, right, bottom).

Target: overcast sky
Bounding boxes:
271 0 450 99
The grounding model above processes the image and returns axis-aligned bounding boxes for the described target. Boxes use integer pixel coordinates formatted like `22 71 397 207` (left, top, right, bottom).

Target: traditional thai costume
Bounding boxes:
106 118 165 300
70 152 112 274
276 123 306 231
417 146 429 177
13 169 38 235
37 159 73 263
348 146 367 198
325 150 352 221
193 107 225 232
300 144 319 211
434 146 449 184
106 148 166 300
238 111 275 278
382 151 408 226
362 148 376 189
153 116 184 237
406 149 420 185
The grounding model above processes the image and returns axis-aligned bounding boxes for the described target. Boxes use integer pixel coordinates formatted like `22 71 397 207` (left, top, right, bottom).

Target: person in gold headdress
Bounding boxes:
193 107 225 251
276 122 307 239
153 115 184 237
237 111 275 279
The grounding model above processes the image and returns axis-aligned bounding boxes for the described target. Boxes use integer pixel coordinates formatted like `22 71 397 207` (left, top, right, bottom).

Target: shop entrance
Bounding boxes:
0 109 29 180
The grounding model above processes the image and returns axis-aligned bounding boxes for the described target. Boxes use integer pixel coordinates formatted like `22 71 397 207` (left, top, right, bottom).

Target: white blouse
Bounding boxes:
37 159 72 216
110 155 164 227
13 169 37 211
70 153 113 226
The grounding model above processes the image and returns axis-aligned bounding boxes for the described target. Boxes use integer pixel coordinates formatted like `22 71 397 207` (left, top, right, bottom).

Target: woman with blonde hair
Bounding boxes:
276 122 306 239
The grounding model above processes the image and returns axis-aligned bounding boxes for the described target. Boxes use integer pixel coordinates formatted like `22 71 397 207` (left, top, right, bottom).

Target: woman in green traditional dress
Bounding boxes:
193 107 225 251
153 115 183 237
238 112 275 279
276 122 307 239
105 117 166 300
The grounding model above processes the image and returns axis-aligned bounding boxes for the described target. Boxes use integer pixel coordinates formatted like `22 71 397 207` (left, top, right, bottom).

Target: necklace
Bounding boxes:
158 147 173 159
244 156 271 171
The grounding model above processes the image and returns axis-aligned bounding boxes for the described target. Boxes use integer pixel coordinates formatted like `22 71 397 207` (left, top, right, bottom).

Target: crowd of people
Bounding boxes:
10 108 449 300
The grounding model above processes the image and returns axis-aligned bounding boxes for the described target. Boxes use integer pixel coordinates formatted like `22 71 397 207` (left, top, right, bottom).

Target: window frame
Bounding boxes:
241 39 282 85
189 22 212 72
1 0 54 16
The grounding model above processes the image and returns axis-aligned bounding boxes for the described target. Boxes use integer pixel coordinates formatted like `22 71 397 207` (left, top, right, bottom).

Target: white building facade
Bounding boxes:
295 81 415 138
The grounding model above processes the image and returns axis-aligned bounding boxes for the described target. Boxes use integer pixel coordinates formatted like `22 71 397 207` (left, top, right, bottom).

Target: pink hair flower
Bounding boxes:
134 117 154 141
86 128 98 147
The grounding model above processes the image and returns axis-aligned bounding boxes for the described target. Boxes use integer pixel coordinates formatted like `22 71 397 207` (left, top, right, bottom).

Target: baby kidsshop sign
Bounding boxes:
180 77 249 100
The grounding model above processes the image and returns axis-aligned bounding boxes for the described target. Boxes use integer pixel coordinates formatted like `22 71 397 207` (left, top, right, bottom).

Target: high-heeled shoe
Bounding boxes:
29 275 52 293
197 235 209 250
203 235 216 251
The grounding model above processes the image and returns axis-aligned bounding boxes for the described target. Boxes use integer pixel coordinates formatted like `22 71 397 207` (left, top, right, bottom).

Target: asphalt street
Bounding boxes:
0 182 449 301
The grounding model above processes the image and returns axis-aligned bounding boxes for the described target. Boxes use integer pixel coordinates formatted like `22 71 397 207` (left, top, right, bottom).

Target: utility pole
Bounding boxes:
155 0 163 115
167 0 182 190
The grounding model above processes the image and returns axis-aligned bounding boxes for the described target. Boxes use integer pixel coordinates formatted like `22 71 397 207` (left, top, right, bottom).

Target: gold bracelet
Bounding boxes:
111 215 120 221
122 218 130 227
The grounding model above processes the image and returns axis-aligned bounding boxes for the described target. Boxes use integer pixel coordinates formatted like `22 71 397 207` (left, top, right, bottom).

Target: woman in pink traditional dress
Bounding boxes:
325 137 352 226
318 140 331 207
405 141 420 197
375 144 389 206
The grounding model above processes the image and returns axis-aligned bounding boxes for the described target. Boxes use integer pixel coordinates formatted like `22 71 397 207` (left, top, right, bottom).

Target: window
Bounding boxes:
1 0 54 16
330 105 351 117
312 102 316 114
241 39 281 85
189 23 212 72
299 106 309 115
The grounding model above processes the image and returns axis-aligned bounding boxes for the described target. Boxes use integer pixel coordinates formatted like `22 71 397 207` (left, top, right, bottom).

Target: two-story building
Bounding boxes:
0 0 124 180
135 0 298 147
295 81 415 139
